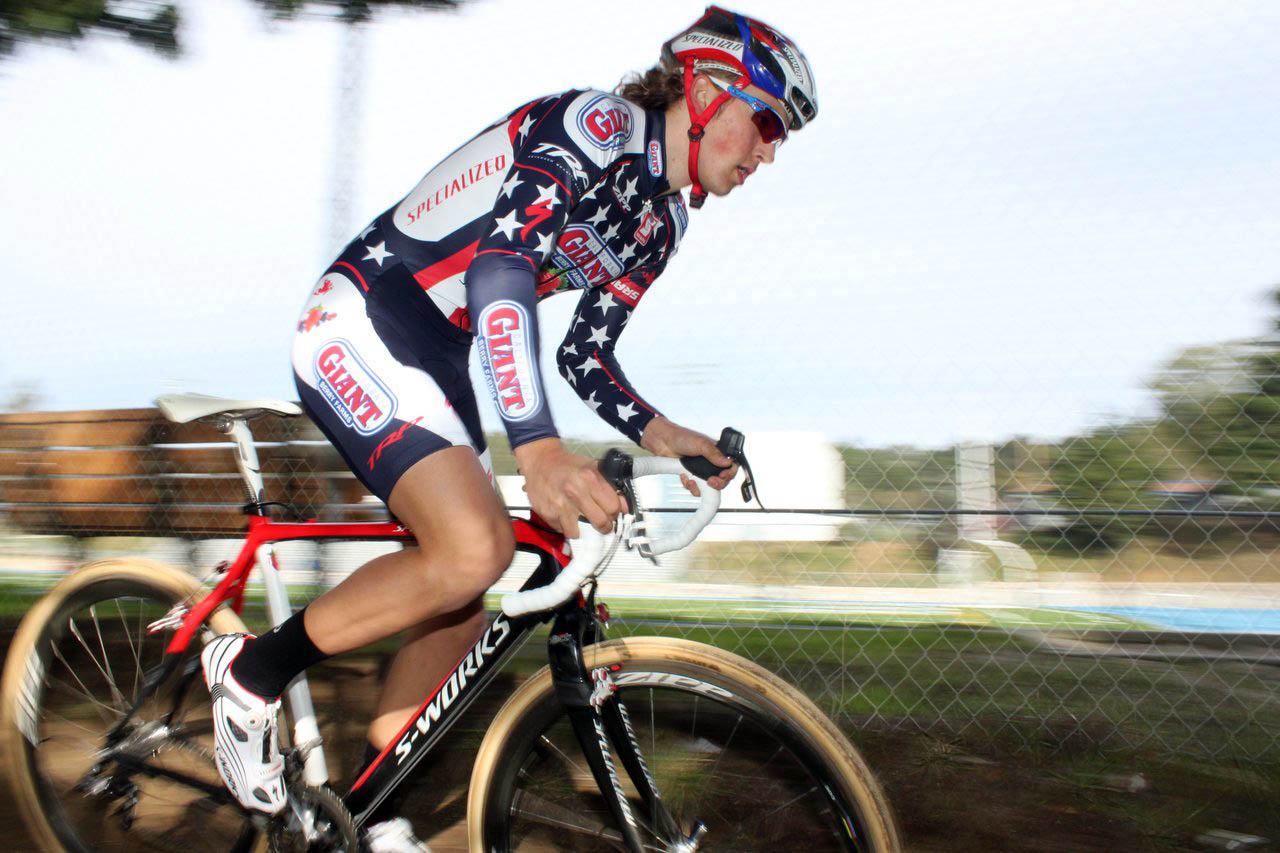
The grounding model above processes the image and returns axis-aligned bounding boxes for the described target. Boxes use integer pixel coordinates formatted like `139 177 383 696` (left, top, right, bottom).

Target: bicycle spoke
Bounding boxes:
115 599 144 698
702 712 743 787
48 651 119 724
66 616 126 709
89 605 122 707
536 733 590 779
510 788 626 848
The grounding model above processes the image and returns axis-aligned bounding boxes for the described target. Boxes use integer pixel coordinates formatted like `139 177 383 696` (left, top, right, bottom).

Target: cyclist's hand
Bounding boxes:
515 438 626 539
640 417 739 493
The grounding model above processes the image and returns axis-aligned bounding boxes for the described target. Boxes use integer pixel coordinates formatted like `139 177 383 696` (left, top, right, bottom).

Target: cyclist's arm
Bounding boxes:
466 94 602 452
466 93 625 534
555 263 666 445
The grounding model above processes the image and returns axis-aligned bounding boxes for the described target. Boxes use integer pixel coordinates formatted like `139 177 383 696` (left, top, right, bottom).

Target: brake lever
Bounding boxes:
679 427 764 509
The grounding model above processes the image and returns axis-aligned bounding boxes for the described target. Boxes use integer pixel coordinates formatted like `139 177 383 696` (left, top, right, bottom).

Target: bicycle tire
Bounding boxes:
0 559 250 852
467 636 900 852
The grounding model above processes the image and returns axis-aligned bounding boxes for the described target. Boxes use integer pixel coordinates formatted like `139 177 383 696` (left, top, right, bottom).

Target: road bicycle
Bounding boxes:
1 393 899 851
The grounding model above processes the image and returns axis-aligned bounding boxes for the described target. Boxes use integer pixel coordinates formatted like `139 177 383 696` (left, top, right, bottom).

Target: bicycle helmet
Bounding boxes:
662 5 818 207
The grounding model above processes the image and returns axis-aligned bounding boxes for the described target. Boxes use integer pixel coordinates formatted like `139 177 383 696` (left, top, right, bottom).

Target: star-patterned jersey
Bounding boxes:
327 88 689 451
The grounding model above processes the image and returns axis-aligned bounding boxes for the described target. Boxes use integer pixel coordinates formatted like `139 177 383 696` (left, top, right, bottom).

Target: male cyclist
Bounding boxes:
203 7 817 850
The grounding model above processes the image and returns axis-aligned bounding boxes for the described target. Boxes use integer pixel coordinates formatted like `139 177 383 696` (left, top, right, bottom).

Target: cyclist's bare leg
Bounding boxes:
302 445 513 655
366 598 486 749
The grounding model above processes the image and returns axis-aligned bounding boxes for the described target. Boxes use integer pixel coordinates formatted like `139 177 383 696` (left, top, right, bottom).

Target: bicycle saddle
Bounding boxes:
155 393 302 424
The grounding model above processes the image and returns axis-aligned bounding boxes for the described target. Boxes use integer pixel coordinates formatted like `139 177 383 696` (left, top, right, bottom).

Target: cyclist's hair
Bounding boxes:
615 60 735 111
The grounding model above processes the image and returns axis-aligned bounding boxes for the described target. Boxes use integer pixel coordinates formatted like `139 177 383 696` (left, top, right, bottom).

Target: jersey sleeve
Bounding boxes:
555 263 666 445
467 91 623 450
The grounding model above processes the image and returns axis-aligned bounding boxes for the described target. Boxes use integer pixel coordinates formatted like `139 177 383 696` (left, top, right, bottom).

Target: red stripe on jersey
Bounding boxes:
507 101 538 145
514 163 570 198
413 240 480 290
593 353 658 414
333 261 368 292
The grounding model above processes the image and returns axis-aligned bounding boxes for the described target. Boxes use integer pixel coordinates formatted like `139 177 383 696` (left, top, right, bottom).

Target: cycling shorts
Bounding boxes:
291 264 491 503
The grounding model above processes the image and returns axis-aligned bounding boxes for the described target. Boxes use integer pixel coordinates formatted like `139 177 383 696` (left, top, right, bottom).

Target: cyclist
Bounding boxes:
203 6 817 849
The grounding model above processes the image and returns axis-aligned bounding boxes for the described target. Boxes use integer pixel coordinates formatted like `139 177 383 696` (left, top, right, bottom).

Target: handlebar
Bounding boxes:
500 428 750 618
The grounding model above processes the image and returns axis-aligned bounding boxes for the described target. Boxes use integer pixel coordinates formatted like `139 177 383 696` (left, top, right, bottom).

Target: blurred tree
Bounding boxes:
0 1 179 57
1152 287 1280 491
0 0 465 58
2 379 43 411
1047 422 1165 551
250 0 460 22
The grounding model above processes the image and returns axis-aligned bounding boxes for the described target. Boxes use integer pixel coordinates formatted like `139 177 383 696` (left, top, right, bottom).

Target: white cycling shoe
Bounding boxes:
364 817 431 852
201 633 288 814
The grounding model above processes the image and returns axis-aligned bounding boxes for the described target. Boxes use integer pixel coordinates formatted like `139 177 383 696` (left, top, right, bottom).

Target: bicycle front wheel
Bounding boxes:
468 637 899 852
0 559 252 852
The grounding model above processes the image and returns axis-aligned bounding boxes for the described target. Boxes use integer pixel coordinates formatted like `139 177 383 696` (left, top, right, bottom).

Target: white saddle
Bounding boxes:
155 393 302 424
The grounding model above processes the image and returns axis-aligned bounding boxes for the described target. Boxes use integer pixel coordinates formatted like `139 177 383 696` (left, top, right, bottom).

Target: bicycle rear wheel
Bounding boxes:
468 637 899 852
0 559 253 852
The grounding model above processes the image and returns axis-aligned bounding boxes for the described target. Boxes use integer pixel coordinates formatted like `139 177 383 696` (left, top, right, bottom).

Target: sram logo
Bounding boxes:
313 339 396 435
394 614 512 764
607 278 643 308
551 224 624 290
577 95 632 150
478 302 540 422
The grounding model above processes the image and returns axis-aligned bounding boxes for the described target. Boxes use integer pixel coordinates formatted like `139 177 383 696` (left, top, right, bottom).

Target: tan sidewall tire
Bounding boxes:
467 636 901 852
0 559 248 853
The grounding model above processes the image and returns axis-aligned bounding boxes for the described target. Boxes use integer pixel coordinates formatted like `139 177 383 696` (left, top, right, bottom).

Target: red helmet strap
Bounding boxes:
682 61 735 209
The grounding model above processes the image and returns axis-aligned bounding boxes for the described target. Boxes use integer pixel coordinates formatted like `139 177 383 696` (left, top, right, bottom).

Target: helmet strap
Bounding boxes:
682 60 733 209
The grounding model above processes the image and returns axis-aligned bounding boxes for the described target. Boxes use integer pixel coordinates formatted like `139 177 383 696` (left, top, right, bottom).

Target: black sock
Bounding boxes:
355 741 409 826
229 606 330 699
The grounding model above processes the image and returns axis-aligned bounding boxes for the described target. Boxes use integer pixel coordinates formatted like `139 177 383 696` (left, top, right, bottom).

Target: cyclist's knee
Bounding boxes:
435 518 514 600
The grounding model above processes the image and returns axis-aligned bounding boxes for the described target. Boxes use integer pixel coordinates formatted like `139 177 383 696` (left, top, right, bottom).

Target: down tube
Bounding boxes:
344 611 537 824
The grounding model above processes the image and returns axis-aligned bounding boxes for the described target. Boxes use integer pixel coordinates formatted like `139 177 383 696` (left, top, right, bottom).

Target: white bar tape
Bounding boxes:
501 527 605 617
630 457 722 555
499 457 723 616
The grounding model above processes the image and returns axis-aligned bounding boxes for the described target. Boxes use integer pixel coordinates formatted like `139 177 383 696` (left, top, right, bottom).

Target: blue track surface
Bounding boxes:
1065 606 1280 634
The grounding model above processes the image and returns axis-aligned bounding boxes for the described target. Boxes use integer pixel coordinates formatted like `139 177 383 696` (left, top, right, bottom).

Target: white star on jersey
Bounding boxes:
499 173 522 201
617 176 639 208
491 210 523 240
586 325 611 348
601 221 621 242
617 244 636 263
534 231 554 258
516 113 534 141
561 343 577 357
363 241 394 267
532 184 560 209
594 292 617 314
584 391 602 412
616 402 639 421
577 357 602 376
587 206 608 228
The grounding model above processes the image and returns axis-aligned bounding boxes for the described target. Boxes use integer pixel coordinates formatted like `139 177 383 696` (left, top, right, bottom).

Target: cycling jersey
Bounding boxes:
293 89 688 500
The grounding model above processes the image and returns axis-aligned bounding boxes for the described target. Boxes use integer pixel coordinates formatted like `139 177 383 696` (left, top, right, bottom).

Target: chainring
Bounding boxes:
268 781 358 853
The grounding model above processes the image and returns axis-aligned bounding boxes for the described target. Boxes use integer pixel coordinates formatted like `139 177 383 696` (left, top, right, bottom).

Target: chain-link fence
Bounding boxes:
2 393 1278 788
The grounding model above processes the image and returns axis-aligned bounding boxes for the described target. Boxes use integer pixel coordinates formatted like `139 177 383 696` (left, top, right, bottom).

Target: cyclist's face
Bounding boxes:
695 77 787 197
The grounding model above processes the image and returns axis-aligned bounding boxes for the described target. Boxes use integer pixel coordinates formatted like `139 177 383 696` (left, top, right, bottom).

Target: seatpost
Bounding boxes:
214 416 266 504
213 415 329 785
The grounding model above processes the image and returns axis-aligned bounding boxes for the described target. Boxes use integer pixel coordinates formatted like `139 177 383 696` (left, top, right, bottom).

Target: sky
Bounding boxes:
2 0 1278 447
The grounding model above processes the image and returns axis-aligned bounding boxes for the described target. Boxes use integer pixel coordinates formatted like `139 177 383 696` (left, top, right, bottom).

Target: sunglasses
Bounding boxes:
709 77 789 145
